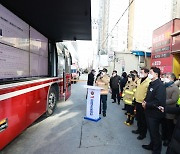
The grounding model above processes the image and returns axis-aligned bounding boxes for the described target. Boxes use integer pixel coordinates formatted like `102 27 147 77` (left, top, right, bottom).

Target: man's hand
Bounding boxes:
142 101 146 109
157 106 164 112
97 81 105 85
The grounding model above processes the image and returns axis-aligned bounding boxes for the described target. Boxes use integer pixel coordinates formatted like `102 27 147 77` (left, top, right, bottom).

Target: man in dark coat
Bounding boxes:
110 70 121 104
120 72 128 110
158 106 180 154
142 67 166 154
87 69 96 86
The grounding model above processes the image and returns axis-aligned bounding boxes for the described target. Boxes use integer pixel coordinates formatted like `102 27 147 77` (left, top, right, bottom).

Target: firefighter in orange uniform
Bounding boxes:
122 74 137 126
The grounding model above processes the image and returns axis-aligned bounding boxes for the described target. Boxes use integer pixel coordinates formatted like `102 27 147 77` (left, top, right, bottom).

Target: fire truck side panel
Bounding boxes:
26 87 48 126
59 80 64 100
0 94 27 150
0 78 60 150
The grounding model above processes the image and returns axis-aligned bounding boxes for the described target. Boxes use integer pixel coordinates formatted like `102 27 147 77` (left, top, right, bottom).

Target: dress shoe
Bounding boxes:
122 108 126 110
103 113 106 117
118 102 120 105
142 144 153 150
125 122 133 126
137 135 146 140
112 101 116 103
132 130 140 134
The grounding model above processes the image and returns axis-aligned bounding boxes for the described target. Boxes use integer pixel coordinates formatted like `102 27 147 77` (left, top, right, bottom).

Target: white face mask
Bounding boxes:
164 78 170 83
112 73 116 77
161 78 165 82
139 73 145 78
148 74 153 80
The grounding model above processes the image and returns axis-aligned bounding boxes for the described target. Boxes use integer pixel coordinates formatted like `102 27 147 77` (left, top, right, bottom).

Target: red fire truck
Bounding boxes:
0 4 71 150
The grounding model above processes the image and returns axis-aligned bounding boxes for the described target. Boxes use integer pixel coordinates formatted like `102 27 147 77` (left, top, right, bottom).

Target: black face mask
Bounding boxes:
164 81 174 88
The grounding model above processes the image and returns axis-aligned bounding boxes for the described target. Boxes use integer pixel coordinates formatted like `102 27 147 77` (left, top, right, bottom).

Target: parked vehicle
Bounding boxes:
0 5 71 150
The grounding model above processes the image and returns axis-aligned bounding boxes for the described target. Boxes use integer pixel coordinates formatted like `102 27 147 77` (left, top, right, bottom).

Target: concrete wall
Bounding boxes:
107 52 139 76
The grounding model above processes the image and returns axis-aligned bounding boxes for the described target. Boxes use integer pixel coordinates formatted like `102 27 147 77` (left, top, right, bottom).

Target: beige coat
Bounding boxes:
134 78 151 103
96 74 110 95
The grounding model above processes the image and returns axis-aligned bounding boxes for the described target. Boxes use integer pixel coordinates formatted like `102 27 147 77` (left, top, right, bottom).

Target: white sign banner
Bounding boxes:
84 86 102 122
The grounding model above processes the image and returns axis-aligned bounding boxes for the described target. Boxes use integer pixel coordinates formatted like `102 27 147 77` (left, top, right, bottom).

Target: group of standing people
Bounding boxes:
87 67 180 154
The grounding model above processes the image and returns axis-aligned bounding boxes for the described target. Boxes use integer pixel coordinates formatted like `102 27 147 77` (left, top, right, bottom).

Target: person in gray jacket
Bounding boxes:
163 73 179 146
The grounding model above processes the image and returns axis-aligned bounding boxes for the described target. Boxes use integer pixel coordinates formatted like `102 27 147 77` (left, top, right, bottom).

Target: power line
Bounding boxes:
115 24 152 50
101 0 135 47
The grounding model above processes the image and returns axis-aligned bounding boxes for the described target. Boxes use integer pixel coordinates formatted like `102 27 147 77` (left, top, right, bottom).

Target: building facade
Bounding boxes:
98 0 180 75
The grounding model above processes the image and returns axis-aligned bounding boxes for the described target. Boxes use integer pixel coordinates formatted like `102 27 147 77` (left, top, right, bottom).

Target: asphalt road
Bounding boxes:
1 74 166 154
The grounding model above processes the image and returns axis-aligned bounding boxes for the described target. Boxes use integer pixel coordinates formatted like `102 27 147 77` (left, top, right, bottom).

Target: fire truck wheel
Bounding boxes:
46 87 57 116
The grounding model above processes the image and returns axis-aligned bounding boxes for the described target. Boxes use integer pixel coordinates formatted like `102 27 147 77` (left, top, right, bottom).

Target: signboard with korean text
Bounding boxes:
151 20 173 74
84 85 102 122
0 4 29 51
0 4 49 79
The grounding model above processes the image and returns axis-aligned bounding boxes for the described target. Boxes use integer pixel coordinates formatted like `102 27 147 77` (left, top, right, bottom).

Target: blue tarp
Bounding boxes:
131 50 151 57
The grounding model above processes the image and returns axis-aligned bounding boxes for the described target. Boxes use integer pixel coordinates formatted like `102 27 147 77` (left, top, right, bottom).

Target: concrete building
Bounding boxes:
171 0 180 19
99 0 110 55
98 0 180 75
127 0 135 52
132 0 180 51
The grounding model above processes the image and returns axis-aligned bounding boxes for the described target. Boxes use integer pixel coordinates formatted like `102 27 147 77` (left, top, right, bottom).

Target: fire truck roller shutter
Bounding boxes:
46 83 59 117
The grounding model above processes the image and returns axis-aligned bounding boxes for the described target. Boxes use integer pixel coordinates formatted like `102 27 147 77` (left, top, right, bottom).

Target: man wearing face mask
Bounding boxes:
110 70 121 104
142 67 166 154
162 73 179 146
87 69 96 86
132 68 150 140
96 68 110 117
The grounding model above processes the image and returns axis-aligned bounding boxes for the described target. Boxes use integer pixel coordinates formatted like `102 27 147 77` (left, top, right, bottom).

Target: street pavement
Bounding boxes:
1 74 166 154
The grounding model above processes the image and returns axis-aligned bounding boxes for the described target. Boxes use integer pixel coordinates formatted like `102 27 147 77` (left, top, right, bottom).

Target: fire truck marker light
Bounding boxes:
0 119 7 125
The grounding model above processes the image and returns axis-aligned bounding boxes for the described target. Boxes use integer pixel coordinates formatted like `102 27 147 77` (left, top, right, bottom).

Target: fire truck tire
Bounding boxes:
46 87 57 116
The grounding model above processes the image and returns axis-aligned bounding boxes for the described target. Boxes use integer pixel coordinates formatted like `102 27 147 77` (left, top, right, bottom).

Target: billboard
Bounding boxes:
0 4 48 79
30 27 48 57
151 20 173 73
30 27 48 76
0 43 29 79
0 4 29 51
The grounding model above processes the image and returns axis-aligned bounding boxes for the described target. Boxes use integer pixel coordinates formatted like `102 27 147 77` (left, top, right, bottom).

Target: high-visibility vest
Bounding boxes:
177 87 180 105
177 97 180 105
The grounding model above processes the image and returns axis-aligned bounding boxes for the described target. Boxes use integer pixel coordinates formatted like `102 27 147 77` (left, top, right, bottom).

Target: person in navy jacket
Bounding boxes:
142 67 166 154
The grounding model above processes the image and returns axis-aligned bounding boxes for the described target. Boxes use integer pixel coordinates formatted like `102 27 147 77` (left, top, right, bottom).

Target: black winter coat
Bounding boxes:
166 107 180 154
87 72 94 86
120 77 128 92
110 75 121 89
144 78 166 118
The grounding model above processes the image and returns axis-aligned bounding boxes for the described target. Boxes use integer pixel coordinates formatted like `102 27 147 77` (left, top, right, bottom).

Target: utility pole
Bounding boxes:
113 51 116 70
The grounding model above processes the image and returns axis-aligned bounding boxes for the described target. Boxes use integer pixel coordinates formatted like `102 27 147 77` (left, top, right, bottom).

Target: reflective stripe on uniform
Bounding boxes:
124 99 133 105
124 90 134 95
